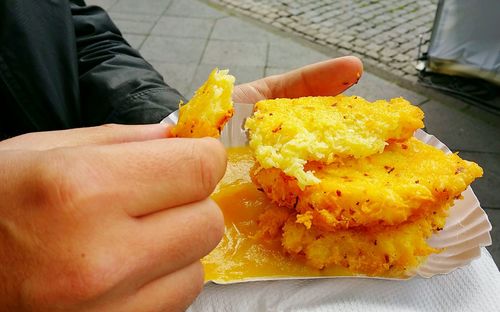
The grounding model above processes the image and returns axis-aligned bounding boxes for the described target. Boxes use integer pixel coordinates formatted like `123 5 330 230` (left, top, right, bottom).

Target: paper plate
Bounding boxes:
161 103 492 279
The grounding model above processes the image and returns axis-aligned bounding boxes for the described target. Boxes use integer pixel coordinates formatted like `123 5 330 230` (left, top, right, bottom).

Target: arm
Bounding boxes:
71 1 184 125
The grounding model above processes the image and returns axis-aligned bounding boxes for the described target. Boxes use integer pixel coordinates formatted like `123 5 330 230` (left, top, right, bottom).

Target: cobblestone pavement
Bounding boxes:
208 0 437 81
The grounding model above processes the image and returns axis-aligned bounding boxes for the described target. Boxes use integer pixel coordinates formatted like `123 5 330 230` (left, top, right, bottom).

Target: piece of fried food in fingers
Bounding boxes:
171 68 235 138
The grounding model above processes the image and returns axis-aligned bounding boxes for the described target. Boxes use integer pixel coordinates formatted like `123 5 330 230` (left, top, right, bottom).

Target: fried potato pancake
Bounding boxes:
252 137 483 230
280 210 446 276
255 197 449 276
171 69 235 138
245 95 424 188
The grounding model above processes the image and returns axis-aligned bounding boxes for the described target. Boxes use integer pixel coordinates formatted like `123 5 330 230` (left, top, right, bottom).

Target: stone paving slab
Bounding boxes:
151 16 215 39
268 38 330 68
485 209 500 264
345 71 428 104
208 0 437 82
459 151 500 209
164 0 226 18
108 11 159 22
122 34 147 50
201 40 267 67
111 0 172 15
140 36 206 63
419 100 500 153
190 64 264 96
210 16 277 42
148 62 198 96
112 18 156 35
87 0 118 10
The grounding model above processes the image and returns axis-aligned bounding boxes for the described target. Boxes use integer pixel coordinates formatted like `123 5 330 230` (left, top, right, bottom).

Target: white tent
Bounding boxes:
425 0 500 86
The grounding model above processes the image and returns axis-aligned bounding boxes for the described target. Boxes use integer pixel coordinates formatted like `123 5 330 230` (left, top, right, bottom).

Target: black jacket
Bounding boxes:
0 0 184 139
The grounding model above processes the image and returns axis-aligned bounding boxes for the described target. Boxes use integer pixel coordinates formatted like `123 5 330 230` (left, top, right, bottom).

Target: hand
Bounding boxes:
233 56 363 103
0 124 226 311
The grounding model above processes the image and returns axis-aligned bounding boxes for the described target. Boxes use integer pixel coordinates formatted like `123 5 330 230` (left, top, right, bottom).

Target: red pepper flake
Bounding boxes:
384 165 395 173
373 240 378 246
336 190 342 196
402 144 408 149
293 197 299 209
384 254 390 263
342 81 350 85
415 180 419 184
363 173 369 176
272 124 282 133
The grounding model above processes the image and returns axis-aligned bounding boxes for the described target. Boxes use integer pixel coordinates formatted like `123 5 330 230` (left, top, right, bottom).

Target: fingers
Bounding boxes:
0 124 170 151
233 56 363 103
61 137 227 217
268 56 364 98
123 261 204 312
125 199 223 288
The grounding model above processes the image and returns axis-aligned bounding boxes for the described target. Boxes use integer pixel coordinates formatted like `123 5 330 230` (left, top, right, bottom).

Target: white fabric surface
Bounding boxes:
188 248 500 312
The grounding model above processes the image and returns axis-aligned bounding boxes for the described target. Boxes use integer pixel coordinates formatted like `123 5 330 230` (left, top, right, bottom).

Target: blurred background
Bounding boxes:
86 0 499 267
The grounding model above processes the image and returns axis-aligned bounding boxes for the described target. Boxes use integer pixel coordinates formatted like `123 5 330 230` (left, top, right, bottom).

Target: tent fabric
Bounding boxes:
426 0 500 86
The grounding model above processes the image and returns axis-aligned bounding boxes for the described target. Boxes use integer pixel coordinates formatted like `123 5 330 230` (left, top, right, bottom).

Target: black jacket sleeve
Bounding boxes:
0 0 184 137
71 1 184 125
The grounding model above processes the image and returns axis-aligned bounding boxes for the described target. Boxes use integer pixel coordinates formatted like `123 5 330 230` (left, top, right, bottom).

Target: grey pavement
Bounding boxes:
209 0 438 82
85 0 499 266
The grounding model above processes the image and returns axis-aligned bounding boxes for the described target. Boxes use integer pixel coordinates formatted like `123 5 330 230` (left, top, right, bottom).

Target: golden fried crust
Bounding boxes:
245 95 424 188
171 68 235 138
254 200 449 276
280 210 446 276
252 138 483 230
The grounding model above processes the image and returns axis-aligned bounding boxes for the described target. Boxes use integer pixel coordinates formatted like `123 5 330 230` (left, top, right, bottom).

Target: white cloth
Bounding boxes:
188 248 500 312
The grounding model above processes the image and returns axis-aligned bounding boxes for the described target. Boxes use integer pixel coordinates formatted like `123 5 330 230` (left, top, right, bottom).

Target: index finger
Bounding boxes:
47 137 227 217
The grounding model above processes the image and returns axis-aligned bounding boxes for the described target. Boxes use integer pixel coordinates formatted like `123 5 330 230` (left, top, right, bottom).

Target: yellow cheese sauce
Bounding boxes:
202 147 353 283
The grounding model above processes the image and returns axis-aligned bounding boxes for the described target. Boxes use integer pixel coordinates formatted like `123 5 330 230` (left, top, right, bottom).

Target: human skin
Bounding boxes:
0 56 362 311
0 124 226 311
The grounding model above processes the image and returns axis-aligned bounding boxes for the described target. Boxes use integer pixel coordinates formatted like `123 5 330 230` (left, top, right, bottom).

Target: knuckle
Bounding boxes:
190 138 227 196
65 255 118 300
197 199 225 252
189 261 205 296
25 253 118 308
30 150 79 210
170 262 204 311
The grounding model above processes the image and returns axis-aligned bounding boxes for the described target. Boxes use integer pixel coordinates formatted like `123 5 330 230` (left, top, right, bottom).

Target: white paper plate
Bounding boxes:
161 103 492 279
